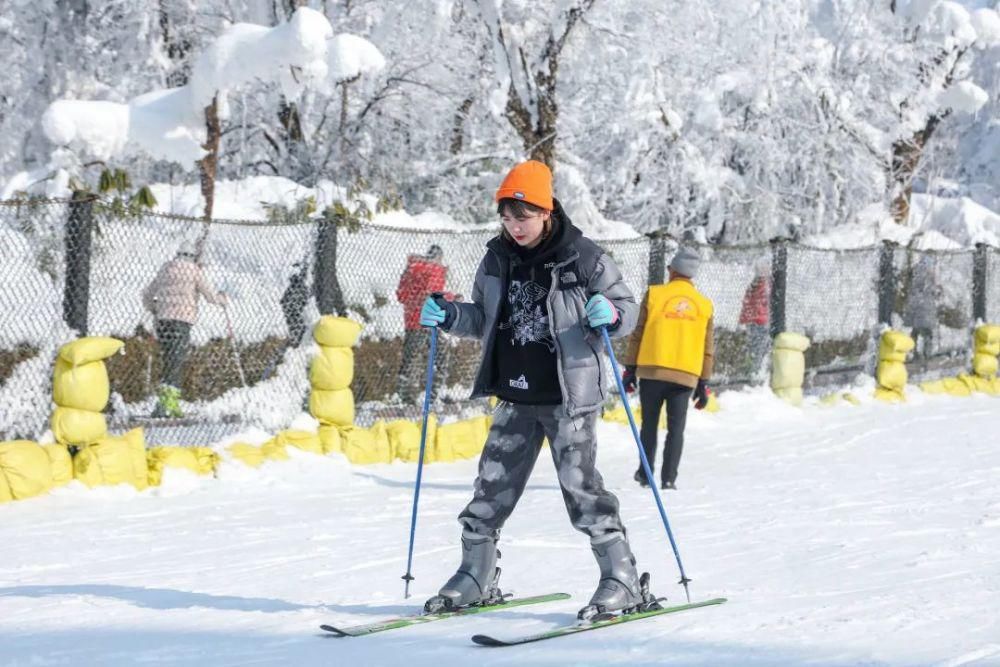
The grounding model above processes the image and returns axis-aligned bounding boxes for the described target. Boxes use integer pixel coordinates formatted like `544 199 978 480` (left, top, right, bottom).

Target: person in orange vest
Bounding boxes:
621 246 714 490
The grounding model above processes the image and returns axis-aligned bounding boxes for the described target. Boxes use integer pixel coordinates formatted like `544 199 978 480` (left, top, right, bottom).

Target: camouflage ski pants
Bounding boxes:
459 402 626 540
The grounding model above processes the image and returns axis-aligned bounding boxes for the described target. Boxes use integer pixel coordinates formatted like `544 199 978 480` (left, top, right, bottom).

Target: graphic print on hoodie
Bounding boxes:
494 218 576 405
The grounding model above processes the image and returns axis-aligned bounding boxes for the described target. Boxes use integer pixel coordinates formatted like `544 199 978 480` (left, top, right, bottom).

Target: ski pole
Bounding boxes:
222 303 247 387
402 326 438 598
600 326 692 603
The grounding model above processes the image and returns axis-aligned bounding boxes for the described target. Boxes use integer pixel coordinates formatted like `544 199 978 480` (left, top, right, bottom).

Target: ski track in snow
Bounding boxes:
1 392 999 666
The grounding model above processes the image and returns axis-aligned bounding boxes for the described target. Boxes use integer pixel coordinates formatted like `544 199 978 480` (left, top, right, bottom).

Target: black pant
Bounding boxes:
638 379 693 485
156 319 192 388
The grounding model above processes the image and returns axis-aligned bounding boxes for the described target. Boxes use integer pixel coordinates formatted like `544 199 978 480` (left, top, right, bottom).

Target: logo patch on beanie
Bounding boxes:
513 191 525 199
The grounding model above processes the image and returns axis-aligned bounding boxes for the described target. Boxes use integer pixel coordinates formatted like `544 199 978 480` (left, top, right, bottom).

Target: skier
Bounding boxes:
142 241 228 417
739 256 770 381
621 246 714 490
418 159 655 620
904 253 939 361
395 244 452 403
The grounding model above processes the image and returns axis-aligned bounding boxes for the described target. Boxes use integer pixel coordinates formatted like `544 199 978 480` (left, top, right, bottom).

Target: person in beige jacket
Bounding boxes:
142 242 227 417
620 246 714 490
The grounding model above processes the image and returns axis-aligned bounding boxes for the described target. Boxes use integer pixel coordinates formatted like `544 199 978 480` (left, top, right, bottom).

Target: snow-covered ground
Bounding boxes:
2 389 999 666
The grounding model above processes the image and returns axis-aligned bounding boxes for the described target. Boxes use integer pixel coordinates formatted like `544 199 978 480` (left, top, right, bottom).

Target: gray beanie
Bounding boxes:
669 246 701 278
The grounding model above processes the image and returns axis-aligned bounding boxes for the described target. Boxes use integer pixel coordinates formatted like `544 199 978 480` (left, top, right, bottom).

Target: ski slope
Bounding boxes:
2 389 999 666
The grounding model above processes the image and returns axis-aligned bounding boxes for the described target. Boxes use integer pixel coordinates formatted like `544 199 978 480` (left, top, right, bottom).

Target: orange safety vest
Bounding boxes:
636 280 714 376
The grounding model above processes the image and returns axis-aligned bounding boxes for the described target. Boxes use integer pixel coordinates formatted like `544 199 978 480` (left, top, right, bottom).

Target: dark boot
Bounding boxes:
578 533 642 620
424 532 500 613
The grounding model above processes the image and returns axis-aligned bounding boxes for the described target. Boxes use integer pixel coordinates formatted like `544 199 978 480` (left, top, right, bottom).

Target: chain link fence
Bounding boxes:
1 198 992 445
786 245 881 384
986 247 1000 324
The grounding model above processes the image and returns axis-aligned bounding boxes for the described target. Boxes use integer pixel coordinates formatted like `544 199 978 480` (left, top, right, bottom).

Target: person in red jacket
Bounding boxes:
396 245 452 402
739 257 771 381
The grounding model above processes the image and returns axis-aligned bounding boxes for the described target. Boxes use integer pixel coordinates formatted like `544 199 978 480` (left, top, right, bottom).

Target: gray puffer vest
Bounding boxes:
446 203 637 417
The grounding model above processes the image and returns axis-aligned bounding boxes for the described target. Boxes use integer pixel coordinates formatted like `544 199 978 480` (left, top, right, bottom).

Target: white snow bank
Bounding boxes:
326 33 386 84
41 101 131 163
554 163 641 239
128 87 206 167
937 80 989 114
908 193 1000 247
38 8 382 170
971 8 1000 47
804 197 1000 249
189 8 332 115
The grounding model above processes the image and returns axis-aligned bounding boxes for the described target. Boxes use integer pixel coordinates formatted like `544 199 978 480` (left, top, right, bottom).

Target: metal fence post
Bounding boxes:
314 217 346 316
878 240 897 326
973 243 987 324
769 237 787 338
647 231 667 286
63 191 95 335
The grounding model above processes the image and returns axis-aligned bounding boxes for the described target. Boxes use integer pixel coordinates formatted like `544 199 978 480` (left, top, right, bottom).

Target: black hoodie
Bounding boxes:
494 201 582 405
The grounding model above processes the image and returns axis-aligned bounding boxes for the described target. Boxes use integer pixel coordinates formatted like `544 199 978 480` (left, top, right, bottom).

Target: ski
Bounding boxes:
320 592 571 637
470 597 727 647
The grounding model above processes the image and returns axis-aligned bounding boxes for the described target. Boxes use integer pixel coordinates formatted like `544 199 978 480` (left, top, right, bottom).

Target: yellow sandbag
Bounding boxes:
73 428 148 490
313 316 363 348
821 391 860 406
874 387 904 403
147 446 218 486
0 467 11 503
773 386 803 406
227 443 266 468
43 445 73 487
341 423 392 464
435 419 484 462
192 447 219 474
602 404 629 425
773 332 810 352
876 360 907 393
53 358 110 411
59 336 124 366
318 425 343 454
879 330 914 363
973 353 998 379
941 377 973 397
51 406 107 446
453 416 490 460
279 430 324 455
0 440 54 501
980 377 1000 396
309 388 355 426
975 324 1000 356
771 348 805 391
386 420 422 462
434 421 457 462
261 437 290 461
920 379 947 395
309 347 355 391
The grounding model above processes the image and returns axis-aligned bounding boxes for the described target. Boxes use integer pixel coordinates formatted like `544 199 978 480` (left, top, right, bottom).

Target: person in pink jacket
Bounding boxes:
142 242 227 417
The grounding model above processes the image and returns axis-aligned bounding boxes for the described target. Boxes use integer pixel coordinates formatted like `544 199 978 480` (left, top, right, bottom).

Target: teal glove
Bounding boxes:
420 295 455 328
420 296 446 327
585 294 619 329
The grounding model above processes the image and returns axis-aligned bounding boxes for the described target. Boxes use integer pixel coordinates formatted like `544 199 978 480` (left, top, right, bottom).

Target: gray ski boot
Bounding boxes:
578 533 654 621
424 531 502 613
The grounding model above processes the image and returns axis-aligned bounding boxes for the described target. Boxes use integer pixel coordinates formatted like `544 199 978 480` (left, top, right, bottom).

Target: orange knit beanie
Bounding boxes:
494 160 554 211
